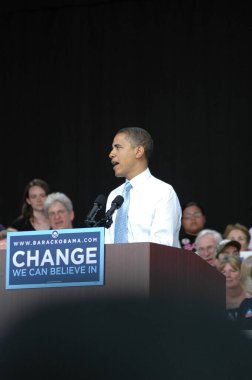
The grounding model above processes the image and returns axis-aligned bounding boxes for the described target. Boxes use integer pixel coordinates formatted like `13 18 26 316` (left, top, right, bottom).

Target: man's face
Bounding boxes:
109 132 142 180
195 234 217 266
48 201 74 229
218 244 240 260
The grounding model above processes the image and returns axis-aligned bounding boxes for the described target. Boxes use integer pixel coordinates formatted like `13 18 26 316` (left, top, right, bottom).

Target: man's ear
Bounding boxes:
135 145 144 158
70 211 75 222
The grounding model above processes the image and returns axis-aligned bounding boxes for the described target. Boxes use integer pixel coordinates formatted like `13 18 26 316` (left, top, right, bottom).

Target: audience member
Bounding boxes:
44 192 75 229
7 178 50 231
0 298 252 380
0 227 16 250
217 255 247 322
0 179 50 249
239 255 252 297
0 228 7 249
248 202 252 250
0 224 6 242
195 229 222 266
0 237 6 249
237 255 252 329
0 240 6 249
179 201 206 251
215 239 241 268
104 127 181 247
223 223 251 253
237 297 252 330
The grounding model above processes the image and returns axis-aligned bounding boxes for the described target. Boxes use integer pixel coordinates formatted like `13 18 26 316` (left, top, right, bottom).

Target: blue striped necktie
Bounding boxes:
114 181 132 243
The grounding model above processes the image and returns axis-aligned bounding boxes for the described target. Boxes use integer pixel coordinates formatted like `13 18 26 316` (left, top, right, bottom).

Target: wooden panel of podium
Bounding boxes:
0 243 225 334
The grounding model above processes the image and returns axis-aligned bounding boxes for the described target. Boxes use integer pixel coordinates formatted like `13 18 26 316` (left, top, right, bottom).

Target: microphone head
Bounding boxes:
94 194 106 208
112 195 124 209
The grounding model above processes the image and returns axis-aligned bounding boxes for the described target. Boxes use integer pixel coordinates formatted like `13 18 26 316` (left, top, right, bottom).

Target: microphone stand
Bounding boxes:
93 195 124 229
93 215 113 229
84 219 97 228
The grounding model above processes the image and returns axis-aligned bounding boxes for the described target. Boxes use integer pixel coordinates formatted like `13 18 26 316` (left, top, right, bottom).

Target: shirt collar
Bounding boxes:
128 168 151 190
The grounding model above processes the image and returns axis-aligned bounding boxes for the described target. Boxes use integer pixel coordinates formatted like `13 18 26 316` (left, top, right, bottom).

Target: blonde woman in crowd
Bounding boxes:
217 255 247 323
223 223 251 253
240 255 252 294
237 255 252 329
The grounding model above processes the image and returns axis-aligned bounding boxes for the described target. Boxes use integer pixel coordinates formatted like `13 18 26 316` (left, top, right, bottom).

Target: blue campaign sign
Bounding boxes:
6 227 105 289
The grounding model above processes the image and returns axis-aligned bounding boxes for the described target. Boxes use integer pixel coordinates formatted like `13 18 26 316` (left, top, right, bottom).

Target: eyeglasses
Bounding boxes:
196 245 216 255
183 212 203 220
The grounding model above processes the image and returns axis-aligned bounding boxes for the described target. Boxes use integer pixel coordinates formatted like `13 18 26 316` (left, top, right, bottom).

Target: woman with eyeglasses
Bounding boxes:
179 201 206 252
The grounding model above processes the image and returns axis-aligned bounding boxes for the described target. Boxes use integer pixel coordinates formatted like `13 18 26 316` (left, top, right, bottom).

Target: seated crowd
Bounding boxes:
1 179 252 328
179 201 252 329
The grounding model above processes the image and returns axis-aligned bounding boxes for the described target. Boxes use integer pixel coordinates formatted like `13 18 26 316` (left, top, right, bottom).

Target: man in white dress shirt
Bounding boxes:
104 127 182 247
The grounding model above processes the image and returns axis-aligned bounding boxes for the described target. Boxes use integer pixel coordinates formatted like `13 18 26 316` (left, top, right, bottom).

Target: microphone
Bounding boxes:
104 195 124 219
85 194 107 226
93 195 124 228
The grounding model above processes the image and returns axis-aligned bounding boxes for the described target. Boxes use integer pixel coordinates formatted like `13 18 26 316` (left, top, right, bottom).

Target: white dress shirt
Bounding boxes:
104 168 182 247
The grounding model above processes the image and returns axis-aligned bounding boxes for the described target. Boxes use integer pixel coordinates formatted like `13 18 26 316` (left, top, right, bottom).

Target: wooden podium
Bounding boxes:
0 243 225 334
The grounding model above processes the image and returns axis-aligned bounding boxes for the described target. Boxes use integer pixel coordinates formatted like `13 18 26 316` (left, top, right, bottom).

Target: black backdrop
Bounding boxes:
1 0 251 233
